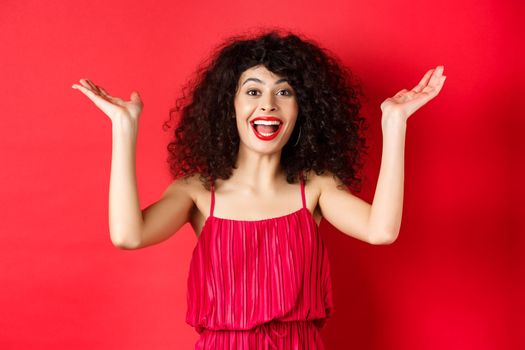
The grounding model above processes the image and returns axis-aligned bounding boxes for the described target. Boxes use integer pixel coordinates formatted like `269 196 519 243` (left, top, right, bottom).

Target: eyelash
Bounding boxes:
246 89 293 96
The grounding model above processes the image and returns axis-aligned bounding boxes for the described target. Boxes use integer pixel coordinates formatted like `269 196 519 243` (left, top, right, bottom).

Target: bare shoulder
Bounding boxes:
136 173 207 249
310 169 373 244
302 170 344 219
164 173 205 201
303 169 345 194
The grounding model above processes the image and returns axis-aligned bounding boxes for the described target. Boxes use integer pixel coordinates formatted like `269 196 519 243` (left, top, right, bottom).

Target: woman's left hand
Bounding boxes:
380 65 446 122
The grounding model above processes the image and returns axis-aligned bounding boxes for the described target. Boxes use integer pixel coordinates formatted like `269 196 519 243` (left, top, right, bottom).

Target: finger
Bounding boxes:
427 65 444 87
73 83 101 100
107 95 126 106
98 86 110 96
72 83 116 111
90 83 125 105
82 78 97 91
92 83 122 104
130 91 142 104
91 81 110 96
423 74 447 93
85 79 105 96
78 79 103 98
394 88 408 97
434 76 447 93
91 83 121 103
78 78 93 91
411 69 434 93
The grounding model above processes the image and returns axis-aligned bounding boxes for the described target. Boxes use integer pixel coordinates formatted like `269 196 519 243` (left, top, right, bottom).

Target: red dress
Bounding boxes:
186 172 334 349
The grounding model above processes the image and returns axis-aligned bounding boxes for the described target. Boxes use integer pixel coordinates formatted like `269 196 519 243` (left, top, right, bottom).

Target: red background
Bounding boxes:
0 0 522 349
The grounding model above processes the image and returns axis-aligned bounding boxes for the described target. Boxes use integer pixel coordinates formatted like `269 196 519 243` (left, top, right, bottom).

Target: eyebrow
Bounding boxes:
241 77 289 86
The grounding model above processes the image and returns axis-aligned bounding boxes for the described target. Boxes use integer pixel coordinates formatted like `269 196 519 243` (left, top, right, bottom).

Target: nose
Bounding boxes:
260 94 277 112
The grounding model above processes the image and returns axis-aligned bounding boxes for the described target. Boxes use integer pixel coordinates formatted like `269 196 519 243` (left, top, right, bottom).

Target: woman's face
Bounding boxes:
234 65 299 154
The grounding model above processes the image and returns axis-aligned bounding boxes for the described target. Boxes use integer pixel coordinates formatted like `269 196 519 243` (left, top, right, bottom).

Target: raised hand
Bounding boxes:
72 78 144 123
380 65 446 121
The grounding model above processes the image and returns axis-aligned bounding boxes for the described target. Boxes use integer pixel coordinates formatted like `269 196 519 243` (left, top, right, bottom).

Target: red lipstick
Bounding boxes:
250 116 283 141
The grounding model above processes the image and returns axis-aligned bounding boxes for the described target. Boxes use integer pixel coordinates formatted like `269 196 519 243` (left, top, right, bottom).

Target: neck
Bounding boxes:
228 144 285 192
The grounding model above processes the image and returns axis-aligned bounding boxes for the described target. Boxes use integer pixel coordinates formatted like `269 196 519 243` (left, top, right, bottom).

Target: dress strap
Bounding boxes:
300 171 306 209
210 177 215 217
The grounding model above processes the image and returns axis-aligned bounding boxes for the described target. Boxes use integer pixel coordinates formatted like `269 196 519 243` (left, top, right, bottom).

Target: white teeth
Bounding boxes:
251 119 281 137
253 120 281 125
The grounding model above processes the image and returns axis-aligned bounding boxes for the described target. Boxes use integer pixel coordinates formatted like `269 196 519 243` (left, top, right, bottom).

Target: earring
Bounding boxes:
293 126 302 147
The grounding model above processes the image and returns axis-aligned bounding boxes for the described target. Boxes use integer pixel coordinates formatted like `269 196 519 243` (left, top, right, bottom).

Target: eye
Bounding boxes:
246 89 293 96
278 89 293 96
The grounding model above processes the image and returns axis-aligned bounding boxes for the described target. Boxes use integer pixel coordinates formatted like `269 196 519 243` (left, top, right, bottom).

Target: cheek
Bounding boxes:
288 106 299 124
288 120 298 135
235 117 250 137
234 102 253 118
286 100 299 117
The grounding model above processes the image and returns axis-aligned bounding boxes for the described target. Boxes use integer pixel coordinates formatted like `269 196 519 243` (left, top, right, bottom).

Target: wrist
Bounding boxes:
381 113 407 131
112 116 139 137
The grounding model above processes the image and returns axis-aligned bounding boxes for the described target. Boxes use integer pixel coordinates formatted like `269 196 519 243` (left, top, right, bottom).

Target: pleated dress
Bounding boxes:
186 172 334 349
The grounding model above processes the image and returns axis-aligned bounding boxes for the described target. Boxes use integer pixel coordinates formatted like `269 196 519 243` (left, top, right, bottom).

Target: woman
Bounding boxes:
72 30 446 349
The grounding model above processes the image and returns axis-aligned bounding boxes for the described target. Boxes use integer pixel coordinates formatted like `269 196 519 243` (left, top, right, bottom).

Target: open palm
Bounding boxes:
72 78 143 123
380 65 446 120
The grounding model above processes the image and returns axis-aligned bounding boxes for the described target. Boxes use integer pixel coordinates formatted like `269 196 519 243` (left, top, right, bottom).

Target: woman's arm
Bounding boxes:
72 79 144 248
318 66 446 245
109 118 194 249
108 117 143 248
316 116 406 245
366 114 406 244
370 65 447 243
73 79 201 249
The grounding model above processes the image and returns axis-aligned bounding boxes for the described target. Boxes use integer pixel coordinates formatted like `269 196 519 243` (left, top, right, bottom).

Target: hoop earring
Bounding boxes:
293 127 302 147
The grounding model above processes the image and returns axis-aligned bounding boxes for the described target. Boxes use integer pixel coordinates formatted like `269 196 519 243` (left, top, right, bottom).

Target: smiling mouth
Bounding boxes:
250 120 283 140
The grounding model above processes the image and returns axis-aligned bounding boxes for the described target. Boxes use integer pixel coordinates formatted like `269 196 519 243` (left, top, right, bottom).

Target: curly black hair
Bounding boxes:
163 28 368 193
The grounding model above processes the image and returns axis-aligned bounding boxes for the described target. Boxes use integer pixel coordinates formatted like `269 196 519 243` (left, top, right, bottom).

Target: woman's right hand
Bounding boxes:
72 78 144 124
